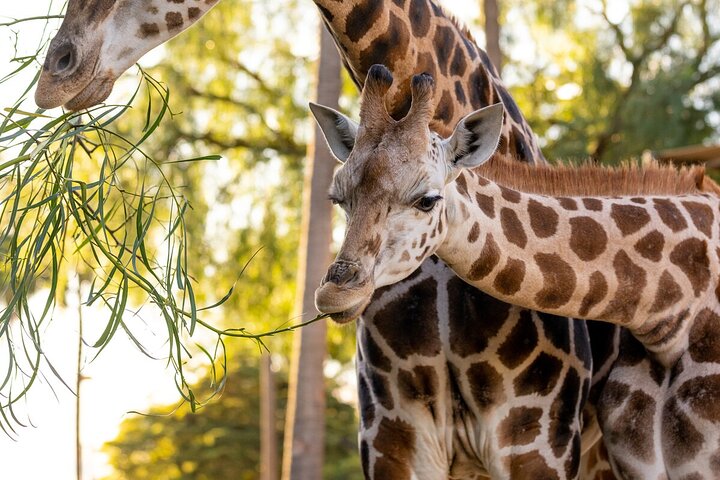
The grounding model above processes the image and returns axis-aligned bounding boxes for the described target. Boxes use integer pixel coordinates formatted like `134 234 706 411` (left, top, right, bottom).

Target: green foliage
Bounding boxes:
102 351 362 480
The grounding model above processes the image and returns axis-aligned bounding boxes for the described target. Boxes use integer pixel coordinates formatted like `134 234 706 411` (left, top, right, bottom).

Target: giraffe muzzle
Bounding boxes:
315 260 374 323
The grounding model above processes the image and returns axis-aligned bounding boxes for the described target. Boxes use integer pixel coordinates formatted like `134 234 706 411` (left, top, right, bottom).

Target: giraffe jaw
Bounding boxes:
315 279 375 324
35 69 117 111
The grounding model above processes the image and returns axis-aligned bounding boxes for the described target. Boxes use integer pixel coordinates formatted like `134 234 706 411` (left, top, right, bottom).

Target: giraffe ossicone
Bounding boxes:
315 64 720 477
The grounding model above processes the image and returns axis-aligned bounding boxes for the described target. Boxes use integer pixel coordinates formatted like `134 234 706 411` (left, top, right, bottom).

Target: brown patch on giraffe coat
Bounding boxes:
497 310 537 369
345 1 384 43
677 374 720 421
557 197 578 210
514 352 563 396
499 185 521 203
540 313 572 353
359 13 410 78
654 198 688 232
408 0 431 37
649 271 683 314
476 193 495 218
631 197 646 204
372 277 441 359
549 368 581 458
493 257 525 295
455 173 470 199
139 23 160 38
579 271 608 317
448 277 509 357
497 406 544 447
468 68 490 109
527 199 558 238
599 380 630 411
467 233 500 280
454 81 467 106
467 361 505 410
582 198 603 211
358 374 375 427
435 89 454 124
569 216 607 261
682 200 713 237
360 439 370 477
433 25 455 76
611 203 651 236
505 450 559 480
450 44 468 77
361 329 392 372
689 308 720 363
165 11 184 31
373 417 416 480
634 230 665 262
670 238 710 297
500 208 527 248
467 222 480 243
368 369 394 410
609 390 657 462
534 253 576 309
188 7 201 19
663 397 704 468
599 250 646 323
397 365 439 413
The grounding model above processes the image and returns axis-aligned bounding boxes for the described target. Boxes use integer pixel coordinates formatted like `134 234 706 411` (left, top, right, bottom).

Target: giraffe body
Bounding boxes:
38 2 617 478
313 67 720 478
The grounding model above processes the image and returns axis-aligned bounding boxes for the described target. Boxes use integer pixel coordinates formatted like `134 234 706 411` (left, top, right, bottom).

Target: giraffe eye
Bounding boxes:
329 195 346 208
415 195 442 212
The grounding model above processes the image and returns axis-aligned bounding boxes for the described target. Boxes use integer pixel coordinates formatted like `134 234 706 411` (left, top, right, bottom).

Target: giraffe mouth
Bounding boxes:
315 278 375 324
63 75 116 111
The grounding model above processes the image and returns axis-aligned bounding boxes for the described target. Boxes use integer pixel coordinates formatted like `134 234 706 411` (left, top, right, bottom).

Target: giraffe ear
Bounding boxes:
309 102 359 163
445 103 504 171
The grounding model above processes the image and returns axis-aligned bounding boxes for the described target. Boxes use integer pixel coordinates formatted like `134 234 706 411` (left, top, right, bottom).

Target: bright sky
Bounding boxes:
0 1 484 479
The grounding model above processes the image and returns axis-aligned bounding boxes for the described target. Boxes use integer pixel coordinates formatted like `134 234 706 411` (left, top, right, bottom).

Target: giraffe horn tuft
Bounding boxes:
359 64 394 129
402 72 435 128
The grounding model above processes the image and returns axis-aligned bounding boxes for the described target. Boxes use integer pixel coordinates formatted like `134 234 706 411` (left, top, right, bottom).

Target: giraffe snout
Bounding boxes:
323 260 362 286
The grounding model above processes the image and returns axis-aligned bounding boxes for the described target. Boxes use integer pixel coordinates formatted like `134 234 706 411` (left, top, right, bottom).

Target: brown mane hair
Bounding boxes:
475 156 715 197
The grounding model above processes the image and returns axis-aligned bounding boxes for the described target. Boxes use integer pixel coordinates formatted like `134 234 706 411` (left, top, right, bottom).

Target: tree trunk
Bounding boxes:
75 278 83 480
281 25 341 480
260 353 279 480
483 0 503 76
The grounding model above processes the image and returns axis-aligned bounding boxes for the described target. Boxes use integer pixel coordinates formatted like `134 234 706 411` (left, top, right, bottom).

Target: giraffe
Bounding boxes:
311 65 720 479
34 1 617 478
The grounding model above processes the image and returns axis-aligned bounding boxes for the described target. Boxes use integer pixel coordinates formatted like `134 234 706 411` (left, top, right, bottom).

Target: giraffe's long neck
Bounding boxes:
437 171 720 364
315 0 545 163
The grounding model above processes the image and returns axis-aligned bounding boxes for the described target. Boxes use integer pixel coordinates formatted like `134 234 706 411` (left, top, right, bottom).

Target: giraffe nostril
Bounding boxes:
324 261 361 286
48 44 77 75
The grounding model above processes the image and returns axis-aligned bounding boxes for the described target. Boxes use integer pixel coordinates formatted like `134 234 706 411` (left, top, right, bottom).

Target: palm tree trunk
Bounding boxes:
483 0 503 75
260 353 279 480
75 278 83 480
281 24 341 480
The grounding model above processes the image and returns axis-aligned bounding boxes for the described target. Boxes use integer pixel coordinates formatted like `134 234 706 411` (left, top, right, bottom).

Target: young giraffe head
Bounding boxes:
313 65 503 323
35 0 218 110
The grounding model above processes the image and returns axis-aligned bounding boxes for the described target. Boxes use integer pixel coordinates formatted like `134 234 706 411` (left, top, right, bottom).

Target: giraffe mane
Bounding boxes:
475 156 714 196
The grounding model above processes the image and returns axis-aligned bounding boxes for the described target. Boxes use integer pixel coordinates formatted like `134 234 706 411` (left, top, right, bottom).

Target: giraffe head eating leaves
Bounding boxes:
313 64 503 323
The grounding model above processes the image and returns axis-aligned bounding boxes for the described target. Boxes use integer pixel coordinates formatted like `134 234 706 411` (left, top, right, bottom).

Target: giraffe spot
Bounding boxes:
468 68 490 109
461 33 478 60
505 450 558 479
599 380 630 411
468 233 500 281
138 22 160 38
670 237 710 297
397 365 438 406
345 1 384 43
450 42 468 77
315 3 334 22
635 309 689 350
557 197 578 210
564 435 582 479
654 198 688 232
573 320 593 370
634 230 665 262
467 222 480 243
165 11 184 30
408 0 430 37
359 328 392 372
146 6 159 14
475 193 495 218
663 397 704 468
587 323 620 403
677 374 720 421
500 208 527 248
497 133 509 155
400 250 410 262
649 271 683 314
493 257 525 295
534 253 576 309
579 271 608 317
688 308 720 363
599 250 646 323
358 374 375 427
582 198 603 211
497 310 537 368
372 277 442 359
497 406 544 448
630 197 646 204
527 199 558 238
433 25 455 75
360 439 370 477
497 86 524 125
615 329 648 367
435 89 454 125
514 352 563 396
540 313 571 353
368 369 394 410
359 13 410 80
510 126 530 162
188 7 201 19
454 80 467 106
467 361 505 410
609 390 657 462
611 203 651 236
499 185 521 203
569 216 607 261
373 417 416 480
455 172 470 199
682 200 713 237
392 0 406 7
448 276 509 357
549 368 582 457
